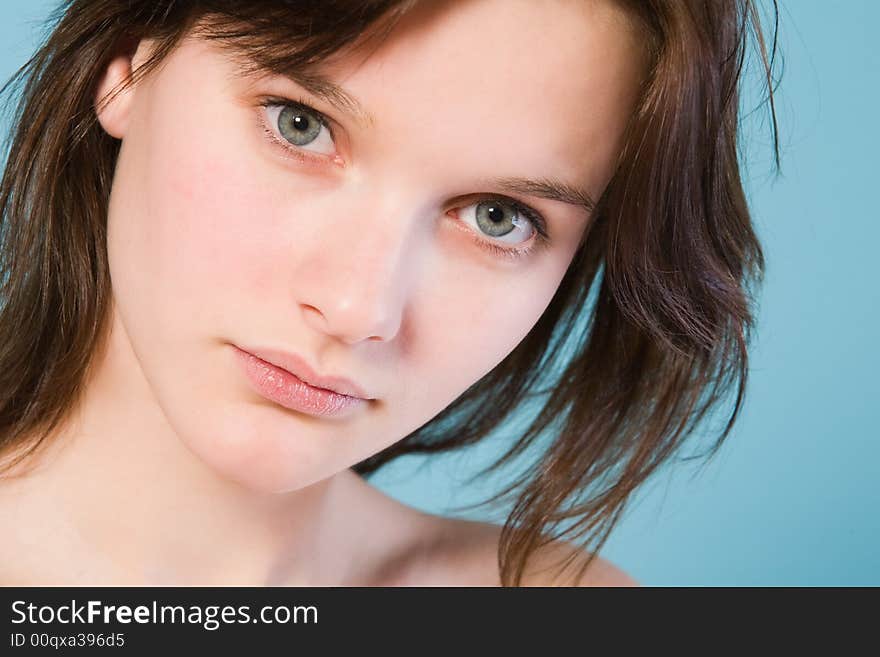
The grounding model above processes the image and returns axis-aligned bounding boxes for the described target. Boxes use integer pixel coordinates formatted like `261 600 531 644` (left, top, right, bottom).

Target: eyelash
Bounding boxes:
256 96 551 260
449 203 549 261
257 95 338 166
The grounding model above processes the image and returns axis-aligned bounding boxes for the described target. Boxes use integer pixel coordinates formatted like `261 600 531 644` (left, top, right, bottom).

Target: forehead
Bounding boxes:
325 0 646 181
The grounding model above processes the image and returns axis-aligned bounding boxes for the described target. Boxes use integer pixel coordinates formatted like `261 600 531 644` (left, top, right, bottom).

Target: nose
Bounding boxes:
292 193 423 345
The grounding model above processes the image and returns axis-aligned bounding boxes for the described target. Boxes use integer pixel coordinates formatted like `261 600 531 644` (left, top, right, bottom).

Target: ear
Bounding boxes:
94 39 154 139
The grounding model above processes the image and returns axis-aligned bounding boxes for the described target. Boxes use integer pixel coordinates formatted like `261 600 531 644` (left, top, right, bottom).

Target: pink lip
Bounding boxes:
238 346 371 398
233 346 370 417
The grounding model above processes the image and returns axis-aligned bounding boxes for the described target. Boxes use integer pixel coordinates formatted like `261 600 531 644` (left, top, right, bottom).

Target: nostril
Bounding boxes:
300 303 328 330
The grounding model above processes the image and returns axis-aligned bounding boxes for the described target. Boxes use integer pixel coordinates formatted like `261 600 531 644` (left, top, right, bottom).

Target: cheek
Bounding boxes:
397 253 570 423
119 122 280 329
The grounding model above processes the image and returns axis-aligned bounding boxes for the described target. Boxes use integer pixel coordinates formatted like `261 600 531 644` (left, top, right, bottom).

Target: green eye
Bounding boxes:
475 201 522 238
277 105 324 146
455 198 546 260
261 99 336 157
469 200 538 243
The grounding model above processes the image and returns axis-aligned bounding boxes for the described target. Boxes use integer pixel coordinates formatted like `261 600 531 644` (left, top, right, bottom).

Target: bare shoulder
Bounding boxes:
345 473 637 586
408 514 639 587
519 536 640 587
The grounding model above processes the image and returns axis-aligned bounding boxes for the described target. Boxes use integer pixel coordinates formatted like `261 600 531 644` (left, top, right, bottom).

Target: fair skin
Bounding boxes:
0 0 643 585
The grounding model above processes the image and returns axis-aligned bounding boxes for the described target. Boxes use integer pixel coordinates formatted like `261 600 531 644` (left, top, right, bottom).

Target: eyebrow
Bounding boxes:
489 177 597 216
271 68 377 130
248 62 598 214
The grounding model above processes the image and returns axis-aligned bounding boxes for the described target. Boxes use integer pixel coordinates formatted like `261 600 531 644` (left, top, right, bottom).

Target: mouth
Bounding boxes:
232 346 369 418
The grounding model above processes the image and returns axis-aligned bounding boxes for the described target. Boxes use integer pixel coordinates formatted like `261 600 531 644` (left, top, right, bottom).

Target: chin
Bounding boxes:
173 402 342 495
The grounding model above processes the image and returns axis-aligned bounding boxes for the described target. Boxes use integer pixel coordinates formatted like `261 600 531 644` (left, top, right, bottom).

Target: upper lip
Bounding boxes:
236 345 372 400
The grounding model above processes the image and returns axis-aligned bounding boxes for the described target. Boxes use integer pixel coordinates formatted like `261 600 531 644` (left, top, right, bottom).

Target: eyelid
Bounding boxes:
449 196 552 261
263 92 333 124
256 95 343 165
458 194 550 240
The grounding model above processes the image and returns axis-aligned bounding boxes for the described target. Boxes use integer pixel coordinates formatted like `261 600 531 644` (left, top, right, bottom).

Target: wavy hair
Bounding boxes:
0 0 780 586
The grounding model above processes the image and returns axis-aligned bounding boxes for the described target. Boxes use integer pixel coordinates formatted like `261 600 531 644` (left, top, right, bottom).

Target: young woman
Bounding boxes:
0 0 778 586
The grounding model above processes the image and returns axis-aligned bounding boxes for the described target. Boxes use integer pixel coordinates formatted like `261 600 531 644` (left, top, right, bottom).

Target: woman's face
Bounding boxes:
96 0 644 492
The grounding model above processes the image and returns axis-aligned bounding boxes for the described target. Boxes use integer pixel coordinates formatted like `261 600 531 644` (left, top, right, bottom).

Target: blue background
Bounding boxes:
2 1 876 585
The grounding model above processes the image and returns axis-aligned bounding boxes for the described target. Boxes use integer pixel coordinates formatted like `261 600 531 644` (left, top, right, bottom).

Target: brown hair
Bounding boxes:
0 0 780 586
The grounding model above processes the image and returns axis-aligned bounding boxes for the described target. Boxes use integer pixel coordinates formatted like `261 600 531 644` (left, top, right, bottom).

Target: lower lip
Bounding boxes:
233 347 366 417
